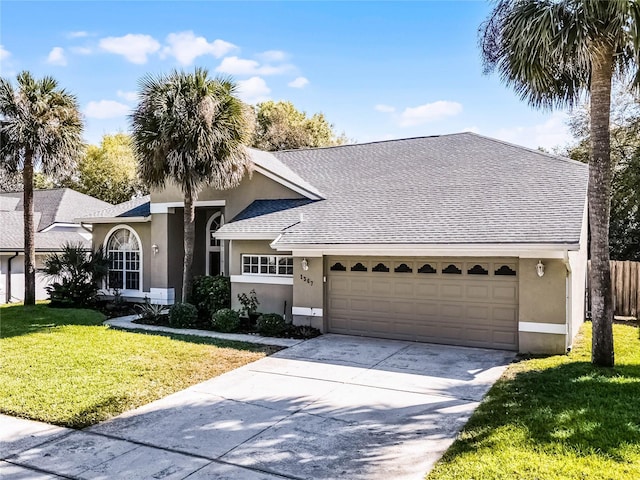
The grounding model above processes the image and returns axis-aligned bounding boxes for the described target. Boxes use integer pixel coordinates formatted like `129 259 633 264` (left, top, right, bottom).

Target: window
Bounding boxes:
242 255 293 276
206 212 224 276
106 227 141 291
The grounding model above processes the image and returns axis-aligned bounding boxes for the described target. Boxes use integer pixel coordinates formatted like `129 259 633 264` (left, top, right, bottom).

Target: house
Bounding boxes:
79 133 589 354
0 188 112 303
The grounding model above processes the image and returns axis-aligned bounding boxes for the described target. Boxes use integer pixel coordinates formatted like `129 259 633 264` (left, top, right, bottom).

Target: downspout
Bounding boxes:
80 222 93 233
7 251 19 303
563 250 573 352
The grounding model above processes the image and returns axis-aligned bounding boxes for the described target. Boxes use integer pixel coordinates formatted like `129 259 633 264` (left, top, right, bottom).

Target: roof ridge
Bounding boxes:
463 132 587 168
273 134 450 153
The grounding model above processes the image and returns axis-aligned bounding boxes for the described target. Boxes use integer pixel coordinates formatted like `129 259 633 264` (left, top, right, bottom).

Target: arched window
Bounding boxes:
105 226 141 291
205 212 224 276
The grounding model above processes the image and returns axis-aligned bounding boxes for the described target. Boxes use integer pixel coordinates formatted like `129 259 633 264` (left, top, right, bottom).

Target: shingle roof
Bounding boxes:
0 188 111 230
218 133 589 246
248 148 324 199
0 210 91 252
78 195 151 220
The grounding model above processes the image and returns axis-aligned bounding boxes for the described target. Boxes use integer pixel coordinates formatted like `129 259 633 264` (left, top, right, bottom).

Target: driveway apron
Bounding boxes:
2 334 514 479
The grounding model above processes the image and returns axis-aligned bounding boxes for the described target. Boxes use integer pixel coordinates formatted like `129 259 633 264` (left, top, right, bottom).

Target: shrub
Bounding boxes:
211 308 241 333
135 299 166 324
43 243 110 308
169 302 198 328
190 276 231 320
256 313 287 337
237 289 260 317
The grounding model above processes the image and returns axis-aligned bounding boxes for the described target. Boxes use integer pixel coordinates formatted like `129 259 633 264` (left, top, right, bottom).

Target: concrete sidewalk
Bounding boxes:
2 335 514 479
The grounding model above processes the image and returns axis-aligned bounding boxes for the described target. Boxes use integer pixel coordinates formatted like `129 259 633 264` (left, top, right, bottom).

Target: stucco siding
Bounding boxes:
0 254 51 303
231 282 293 320
568 203 588 348
150 172 304 220
93 222 152 294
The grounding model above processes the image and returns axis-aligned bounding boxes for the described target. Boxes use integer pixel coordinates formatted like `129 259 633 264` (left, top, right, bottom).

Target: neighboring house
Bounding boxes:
0 188 111 303
79 133 589 354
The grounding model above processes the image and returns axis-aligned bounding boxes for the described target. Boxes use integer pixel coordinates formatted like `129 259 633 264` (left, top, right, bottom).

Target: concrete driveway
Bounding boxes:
2 334 514 480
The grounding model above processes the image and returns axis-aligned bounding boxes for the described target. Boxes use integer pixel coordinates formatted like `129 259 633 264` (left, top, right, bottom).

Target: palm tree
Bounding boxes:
0 71 83 305
131 68 250 302
480 0 639 367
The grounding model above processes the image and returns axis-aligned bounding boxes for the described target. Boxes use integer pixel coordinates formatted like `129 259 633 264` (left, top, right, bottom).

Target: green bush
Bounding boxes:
256 313 287 337
169 302 198 328
43 242 110 308
211 308 241 333
189 276 231 320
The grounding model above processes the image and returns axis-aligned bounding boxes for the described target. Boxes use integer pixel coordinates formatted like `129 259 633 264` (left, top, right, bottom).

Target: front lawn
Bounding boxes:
427 322 640 480
0 303 273 428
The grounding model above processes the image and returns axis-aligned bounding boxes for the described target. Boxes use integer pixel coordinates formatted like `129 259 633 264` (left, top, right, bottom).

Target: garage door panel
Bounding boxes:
441 284 464 298
327 257 518 350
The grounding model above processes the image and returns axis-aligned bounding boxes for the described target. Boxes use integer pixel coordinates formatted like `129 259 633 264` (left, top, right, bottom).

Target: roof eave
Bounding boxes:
75 216 152 224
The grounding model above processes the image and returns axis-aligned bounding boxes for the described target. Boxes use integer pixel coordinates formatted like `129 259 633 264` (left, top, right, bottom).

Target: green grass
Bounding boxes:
0 303 273 428
427 322 640 480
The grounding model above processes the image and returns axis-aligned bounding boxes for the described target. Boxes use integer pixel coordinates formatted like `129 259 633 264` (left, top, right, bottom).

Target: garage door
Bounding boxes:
327 257 518 350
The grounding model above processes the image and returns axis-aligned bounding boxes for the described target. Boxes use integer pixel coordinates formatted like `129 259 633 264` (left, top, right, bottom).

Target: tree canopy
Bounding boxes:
73 133 144 204
250 100 346 151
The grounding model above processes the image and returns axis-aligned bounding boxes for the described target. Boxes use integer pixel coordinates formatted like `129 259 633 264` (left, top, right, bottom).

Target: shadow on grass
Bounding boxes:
443 359 640 462
119 327 282 355
0 303 105 339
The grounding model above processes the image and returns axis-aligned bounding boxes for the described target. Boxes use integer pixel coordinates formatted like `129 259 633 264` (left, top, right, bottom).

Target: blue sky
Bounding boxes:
1 1 574 150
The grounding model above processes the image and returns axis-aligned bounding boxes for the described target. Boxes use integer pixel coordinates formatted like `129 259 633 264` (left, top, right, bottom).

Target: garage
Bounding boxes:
326 257 519 350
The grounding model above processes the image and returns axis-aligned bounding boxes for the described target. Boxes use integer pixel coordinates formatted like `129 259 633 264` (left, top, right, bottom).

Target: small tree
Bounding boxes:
43 243 110 307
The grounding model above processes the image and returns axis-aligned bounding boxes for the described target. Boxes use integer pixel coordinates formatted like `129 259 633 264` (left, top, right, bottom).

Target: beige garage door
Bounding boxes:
327 257 518 350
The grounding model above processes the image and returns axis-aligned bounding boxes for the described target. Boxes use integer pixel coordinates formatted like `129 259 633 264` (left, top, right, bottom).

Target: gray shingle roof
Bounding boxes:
248 148 324 199
78 195 151 220
218 133 588 246
0 210 91 252
0 188 111 230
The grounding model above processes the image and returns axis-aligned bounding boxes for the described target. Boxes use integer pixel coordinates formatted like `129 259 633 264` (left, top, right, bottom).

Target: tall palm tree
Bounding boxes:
131 68 250 302
0 71 83 305
480 0 639 367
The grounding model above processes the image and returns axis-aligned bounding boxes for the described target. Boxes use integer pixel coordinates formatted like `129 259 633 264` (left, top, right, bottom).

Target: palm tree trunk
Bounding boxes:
182 189 196 303
23 150 36 306
589 43 615 367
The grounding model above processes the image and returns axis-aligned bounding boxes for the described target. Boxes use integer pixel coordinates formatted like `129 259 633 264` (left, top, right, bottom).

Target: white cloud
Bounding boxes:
258 50 287 62
0 45 10 61
117 90 138 102
288 76 309 88
70 46 92 55
216 56 294 76
68 31 89 38
375 104 396 113
492 111 572 151
162 31 236 65
237 76 271 104
85 100 130 119
46 47 67 66
99 34 160 64
398 100 463 127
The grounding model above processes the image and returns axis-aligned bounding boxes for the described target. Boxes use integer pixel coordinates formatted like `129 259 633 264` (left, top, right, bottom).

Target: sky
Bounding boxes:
1 1 575 151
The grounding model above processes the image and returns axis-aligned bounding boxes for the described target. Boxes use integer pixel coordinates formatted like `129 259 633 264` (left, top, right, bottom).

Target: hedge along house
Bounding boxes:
79 133 589 354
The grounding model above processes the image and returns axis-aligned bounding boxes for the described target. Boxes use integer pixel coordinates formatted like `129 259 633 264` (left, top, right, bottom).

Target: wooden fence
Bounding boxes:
588 260 640 318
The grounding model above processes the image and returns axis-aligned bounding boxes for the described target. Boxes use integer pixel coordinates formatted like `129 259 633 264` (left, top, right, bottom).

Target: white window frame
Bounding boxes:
241 254 293 277
103 225 143 294
205 211 225 276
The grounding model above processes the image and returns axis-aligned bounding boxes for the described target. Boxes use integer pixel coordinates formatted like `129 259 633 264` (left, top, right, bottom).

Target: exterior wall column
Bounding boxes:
291 255 325 331
149 213 175 304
